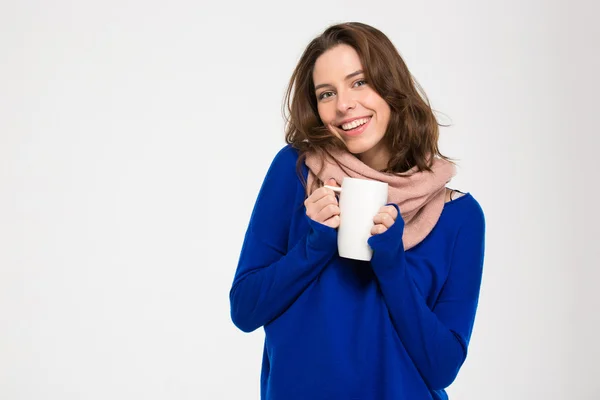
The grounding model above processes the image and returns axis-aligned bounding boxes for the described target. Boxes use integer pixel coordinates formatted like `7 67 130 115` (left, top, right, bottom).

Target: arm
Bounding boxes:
367 203 485 390
229 147 338 333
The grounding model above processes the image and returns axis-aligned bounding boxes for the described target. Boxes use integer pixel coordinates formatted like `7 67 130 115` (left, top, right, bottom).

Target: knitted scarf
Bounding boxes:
305 149 456 250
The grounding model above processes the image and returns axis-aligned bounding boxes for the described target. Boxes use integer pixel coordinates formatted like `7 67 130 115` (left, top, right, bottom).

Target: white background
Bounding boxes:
1 1 599 399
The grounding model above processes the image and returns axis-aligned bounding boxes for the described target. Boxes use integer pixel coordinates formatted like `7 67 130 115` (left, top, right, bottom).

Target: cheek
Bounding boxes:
375 100 391 126
365 92 390 120
381 108 391 127
317 105 342 138
317 104 333 125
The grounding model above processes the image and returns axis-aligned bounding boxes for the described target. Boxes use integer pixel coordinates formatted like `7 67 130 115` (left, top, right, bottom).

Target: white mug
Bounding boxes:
328 177 389 261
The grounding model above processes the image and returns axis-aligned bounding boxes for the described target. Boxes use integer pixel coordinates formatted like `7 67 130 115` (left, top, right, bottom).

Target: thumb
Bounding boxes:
326 178 340 187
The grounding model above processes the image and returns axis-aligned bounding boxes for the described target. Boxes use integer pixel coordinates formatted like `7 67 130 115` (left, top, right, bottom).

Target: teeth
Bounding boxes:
341 117 370 131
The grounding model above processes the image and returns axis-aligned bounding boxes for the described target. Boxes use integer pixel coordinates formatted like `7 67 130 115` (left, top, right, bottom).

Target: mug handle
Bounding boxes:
324 185 342 193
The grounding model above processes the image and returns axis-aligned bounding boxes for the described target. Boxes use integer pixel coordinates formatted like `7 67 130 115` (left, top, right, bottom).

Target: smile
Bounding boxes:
338 117 371 136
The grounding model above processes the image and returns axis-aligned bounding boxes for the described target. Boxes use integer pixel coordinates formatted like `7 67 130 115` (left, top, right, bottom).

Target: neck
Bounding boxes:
357 145 390 171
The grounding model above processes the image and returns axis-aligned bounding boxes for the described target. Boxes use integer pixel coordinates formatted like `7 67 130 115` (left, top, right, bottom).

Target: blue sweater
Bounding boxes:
230 145 486 400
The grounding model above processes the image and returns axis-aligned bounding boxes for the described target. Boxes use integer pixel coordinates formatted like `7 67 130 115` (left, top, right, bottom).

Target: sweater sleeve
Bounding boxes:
367 202 486 390
229 146 338 333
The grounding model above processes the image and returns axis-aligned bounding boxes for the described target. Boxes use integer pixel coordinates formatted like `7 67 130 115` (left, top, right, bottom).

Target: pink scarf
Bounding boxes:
305 150 456 250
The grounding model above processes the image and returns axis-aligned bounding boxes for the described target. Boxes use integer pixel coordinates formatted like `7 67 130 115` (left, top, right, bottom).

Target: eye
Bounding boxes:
353 79 367 87
318 91 334 100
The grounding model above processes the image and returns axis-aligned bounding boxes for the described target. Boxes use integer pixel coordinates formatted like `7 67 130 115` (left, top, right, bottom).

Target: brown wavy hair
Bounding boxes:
283 22 452 189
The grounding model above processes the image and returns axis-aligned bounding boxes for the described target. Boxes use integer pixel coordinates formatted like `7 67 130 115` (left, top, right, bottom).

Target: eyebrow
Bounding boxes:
314 70 364 91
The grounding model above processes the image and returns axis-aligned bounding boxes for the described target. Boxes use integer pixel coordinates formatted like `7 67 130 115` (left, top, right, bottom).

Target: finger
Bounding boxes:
305 190 332 212
371 224 387 235
322 214 340 229
304 179 341 221
313 193 338 210
306 195 337 220
306 193 337 218
373 212 395 229
325 178 340 187
379 205 398 220
311 185 337 203
326 178 341 201
316 203 340 223
322 178 340 196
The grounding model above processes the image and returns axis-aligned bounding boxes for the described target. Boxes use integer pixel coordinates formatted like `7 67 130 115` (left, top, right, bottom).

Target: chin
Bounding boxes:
344 139 377 156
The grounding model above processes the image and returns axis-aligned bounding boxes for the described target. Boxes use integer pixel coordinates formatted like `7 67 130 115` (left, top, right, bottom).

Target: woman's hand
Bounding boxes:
304 178 341 229
371 205 399 235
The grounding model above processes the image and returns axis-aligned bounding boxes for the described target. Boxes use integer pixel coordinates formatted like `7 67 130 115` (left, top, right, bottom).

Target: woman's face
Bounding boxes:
313 44 391 169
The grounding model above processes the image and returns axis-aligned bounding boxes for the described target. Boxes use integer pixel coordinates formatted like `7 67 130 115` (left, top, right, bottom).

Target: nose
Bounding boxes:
336 89 356 113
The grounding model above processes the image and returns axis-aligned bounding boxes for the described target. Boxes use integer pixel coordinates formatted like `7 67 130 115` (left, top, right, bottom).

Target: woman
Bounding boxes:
229 22 485 400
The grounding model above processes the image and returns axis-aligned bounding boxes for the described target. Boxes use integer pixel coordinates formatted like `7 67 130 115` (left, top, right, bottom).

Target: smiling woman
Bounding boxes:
229 22 485 400
284 22 449 186
312 47 391 167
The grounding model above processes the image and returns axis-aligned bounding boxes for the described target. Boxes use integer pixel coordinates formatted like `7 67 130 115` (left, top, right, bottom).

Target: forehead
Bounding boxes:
313 44 363 85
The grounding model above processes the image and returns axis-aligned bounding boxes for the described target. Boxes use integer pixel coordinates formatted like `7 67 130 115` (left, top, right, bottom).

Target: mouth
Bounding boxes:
337 116 372 137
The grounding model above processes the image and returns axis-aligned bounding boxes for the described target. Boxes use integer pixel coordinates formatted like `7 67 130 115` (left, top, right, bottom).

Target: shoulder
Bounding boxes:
261 144 300 179
257 144 304 200
250 145 303 225
271 144 300 166
264 144 306 182
444 191 485 234
437 192 486 267
248 145 303 242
